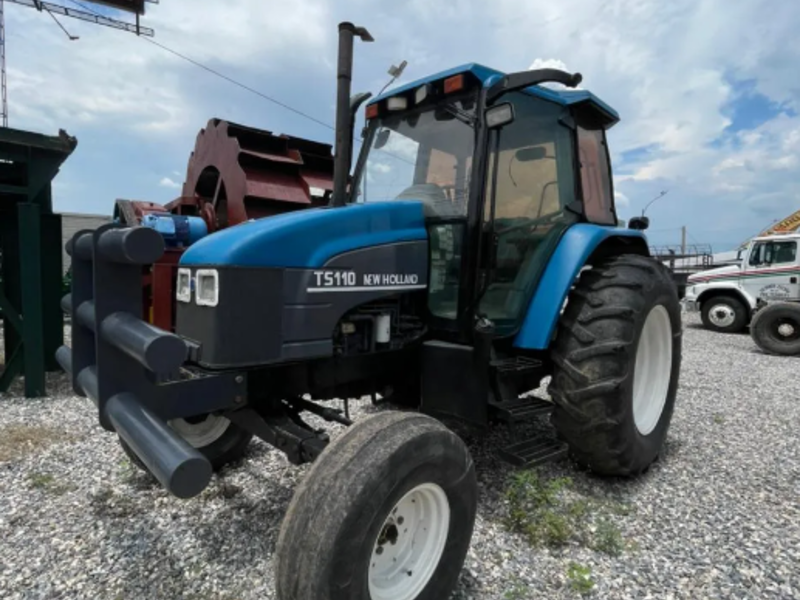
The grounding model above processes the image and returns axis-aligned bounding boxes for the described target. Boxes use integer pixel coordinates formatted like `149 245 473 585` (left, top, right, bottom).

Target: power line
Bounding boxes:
70 0 416 170
66 0 335 131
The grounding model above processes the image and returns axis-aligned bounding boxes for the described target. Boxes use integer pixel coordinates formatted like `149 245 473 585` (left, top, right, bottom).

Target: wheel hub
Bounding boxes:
632 305 673 436
368 483 450 600
168 414 230 448
709 304 736 327
778 322 796 337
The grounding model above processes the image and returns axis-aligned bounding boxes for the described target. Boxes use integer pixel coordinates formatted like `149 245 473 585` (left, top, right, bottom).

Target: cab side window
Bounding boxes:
749 241 797 266
578 127 616 225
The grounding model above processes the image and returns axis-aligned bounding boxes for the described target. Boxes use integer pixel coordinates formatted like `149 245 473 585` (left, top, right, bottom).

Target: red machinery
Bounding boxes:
114 119 335 331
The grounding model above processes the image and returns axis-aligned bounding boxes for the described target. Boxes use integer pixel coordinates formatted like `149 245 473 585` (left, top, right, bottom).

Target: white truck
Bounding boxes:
682 233 800 333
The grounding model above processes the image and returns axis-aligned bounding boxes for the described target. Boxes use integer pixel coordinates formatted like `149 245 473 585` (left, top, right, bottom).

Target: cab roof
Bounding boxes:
368 63 620 128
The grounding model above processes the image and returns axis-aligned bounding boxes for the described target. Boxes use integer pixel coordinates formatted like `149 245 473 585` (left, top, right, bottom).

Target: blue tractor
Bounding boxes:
59 22 681 600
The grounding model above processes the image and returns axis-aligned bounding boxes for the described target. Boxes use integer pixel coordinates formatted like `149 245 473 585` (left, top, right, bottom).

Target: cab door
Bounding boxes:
744 239 800 301
477 92 578 336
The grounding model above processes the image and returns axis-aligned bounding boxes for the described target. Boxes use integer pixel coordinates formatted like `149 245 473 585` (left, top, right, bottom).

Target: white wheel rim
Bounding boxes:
632 305 673 436
368 483 450 600
169 414 230 448
708 303 736 327
778 322 795 337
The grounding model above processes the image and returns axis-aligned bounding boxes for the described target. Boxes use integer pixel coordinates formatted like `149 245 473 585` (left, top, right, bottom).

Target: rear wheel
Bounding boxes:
750 302 800 356
548 254 682 476
275 411 477 600
700 295 748 333
120 413 253 472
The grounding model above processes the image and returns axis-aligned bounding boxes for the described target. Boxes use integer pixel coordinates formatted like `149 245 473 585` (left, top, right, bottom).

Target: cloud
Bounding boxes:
528 58 584 89
159 177 181 189
8 0 799 252
614 191 630 208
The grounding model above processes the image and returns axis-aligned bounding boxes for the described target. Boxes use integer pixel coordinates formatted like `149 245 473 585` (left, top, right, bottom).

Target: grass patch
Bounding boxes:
27 471 75 495
566 562 595 595
713 414 725 424
0 424 76 462
504 470 581 547
504 469 637 554
593 518 625 556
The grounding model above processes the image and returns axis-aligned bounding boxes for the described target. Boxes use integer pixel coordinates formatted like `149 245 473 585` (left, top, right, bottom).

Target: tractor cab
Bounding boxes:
351 65 621 339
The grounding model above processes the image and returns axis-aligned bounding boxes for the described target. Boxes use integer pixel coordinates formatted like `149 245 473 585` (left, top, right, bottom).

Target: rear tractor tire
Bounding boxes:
548 254 682 476
120 413 253 473
750 302 800 356
700 295 748 334
275 411 478 600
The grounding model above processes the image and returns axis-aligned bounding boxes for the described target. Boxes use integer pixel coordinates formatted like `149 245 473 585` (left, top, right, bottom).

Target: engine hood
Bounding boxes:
180 201 427 268
687 264 740 283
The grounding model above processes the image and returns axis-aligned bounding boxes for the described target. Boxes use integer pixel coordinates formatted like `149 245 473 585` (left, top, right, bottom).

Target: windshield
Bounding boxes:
353 94 477 218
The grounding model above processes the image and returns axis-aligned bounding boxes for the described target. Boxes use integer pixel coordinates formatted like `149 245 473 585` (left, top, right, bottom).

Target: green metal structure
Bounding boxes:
0 127 77 397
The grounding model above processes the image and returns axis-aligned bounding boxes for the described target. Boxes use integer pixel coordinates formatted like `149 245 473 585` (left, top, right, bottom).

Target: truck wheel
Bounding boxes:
700 295 748 333
549 254 682 476
275 411 477 600
120 413 253 472
750 302 800 356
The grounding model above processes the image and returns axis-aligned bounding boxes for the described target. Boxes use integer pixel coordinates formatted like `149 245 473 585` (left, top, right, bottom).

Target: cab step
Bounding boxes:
491 356 543 376
499 437 569 467
489 396 554 423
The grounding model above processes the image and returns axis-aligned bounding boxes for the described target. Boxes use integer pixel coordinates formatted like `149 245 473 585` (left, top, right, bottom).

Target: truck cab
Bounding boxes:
683 233 800 333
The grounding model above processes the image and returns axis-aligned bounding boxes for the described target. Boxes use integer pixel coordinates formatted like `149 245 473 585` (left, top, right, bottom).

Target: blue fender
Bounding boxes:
180 201 427 268
513 224 648 350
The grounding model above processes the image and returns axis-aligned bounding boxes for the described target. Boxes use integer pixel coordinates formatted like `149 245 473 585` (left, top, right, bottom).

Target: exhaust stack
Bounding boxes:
331 21 374 208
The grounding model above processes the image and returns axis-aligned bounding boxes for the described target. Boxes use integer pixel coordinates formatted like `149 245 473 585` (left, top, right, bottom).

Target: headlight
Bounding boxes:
195 269 219 307
176 268 192 303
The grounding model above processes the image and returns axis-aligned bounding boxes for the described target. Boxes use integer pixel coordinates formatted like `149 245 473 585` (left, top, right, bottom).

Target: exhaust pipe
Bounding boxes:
331 21 374 208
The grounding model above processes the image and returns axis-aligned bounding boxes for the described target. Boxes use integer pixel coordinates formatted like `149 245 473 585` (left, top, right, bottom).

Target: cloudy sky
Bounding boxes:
8 0 799 251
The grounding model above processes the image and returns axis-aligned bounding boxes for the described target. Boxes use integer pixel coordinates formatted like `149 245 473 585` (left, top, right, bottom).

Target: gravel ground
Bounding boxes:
1 312 799 600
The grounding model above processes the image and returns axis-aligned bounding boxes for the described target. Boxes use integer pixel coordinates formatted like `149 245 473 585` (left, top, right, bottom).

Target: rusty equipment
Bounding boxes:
113 118 335 331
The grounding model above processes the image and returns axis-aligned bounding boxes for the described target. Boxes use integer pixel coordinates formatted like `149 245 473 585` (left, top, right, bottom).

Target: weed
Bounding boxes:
505 469 639 555
503 579 530 600
504 470 579 547
713 414 725 424
27 472 75 495
593 518 625 556
0 424 76 462
566 562 595 595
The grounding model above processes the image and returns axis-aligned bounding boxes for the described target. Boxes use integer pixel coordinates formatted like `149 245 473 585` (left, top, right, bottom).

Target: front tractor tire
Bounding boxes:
120 413 253 472
275 411 478 600
549 254 682 476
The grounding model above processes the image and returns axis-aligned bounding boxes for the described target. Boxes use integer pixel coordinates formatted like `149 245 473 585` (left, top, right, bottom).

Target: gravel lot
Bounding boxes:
1 312 799 599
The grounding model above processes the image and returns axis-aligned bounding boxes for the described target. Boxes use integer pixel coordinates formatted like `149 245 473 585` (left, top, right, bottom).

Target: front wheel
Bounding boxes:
548 254 682 476
750 302 800 356
275 411 477 600
120 413 253 472
700 295 748 333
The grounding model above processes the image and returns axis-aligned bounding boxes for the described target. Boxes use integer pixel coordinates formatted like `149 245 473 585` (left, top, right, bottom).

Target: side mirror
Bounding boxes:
486 103 515 129
628 216 650 231
374 129 391 149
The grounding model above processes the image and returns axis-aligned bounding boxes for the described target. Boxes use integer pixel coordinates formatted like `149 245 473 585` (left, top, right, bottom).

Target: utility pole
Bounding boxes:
681 225 686 255
1 0 7 127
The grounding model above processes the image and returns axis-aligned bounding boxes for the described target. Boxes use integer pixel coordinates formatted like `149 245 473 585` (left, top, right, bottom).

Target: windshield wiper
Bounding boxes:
441 103 477 126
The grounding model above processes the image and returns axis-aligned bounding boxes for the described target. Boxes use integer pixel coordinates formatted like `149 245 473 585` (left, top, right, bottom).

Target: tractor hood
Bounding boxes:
687 264 740 283
179 201 428 268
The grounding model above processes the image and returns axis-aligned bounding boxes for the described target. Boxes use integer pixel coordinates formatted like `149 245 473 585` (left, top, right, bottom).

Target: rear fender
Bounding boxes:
513 224 648 350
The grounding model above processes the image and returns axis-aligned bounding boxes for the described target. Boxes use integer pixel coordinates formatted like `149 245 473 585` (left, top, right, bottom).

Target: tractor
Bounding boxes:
58 22 682 600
